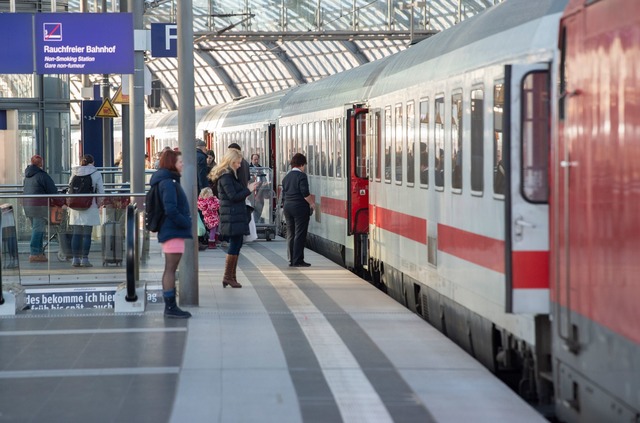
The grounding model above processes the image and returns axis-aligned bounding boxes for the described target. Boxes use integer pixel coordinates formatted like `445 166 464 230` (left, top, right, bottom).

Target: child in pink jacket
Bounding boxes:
197 187 220 248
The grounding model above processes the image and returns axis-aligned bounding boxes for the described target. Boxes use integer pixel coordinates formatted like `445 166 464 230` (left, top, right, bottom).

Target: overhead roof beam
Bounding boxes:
194 48 242 100
194 30 437 43
341 40 370 66
260 41 307 85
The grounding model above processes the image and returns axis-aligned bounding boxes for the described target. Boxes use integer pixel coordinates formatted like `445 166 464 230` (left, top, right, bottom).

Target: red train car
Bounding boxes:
551 1 640 421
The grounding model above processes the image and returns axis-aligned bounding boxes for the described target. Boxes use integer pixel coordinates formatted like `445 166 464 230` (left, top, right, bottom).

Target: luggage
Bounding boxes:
102 221 123 266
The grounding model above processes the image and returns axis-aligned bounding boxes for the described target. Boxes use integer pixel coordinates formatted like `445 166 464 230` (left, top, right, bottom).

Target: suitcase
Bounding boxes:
102 221 123 266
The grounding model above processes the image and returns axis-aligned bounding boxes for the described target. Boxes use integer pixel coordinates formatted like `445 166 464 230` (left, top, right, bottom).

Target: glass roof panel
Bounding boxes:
62 0 500 121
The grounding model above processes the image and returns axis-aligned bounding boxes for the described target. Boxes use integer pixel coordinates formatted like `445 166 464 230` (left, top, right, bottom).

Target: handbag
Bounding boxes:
197 213 206 237
50 206 63 225
244 212 258 243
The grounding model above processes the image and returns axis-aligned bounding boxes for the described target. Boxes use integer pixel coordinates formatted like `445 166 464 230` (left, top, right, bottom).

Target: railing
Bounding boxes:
0 192 155 312
1 192 145 270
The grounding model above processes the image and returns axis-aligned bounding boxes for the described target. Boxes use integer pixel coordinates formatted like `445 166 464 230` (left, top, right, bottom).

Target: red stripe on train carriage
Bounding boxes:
438 224 504 273
319 198 548 287
372 206 427 244
320 196 348 218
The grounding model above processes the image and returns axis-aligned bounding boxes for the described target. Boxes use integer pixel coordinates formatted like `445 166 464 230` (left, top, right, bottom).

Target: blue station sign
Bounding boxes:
150 23 178 58
35 13 134 74
0 14 35 73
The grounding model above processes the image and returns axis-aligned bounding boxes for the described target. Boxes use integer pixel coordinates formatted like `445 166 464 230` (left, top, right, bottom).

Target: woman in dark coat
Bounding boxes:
208 149 257 288
148 149 192 318
281 153 315 267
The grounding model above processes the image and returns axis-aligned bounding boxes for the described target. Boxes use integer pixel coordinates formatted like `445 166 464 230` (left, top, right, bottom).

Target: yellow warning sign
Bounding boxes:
112 86 129 104
95 97 119 118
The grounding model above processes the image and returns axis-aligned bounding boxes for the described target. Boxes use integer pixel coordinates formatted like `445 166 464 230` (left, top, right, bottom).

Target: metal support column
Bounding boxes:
120 0 130 185
101 0 112 170
129 0 145 197
178 0 199 305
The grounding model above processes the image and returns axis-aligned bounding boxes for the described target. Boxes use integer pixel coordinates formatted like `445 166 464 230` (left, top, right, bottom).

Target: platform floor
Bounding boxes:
0 239 547 423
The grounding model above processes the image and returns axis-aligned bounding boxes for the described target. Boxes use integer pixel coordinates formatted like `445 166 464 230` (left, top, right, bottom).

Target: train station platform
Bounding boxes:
0 238 547 423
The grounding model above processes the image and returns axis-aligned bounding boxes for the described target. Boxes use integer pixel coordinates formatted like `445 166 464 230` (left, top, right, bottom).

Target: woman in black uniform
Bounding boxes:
281 153 315 267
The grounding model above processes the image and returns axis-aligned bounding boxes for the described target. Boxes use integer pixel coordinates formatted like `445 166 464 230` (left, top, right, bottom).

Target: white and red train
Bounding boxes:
146 0 640 421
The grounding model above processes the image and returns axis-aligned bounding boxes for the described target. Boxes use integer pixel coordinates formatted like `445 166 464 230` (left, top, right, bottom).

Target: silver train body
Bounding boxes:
147 0 581 416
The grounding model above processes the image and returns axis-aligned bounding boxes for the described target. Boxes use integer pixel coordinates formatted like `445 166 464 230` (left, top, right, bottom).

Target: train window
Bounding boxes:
308 122 315 176
314 121 321 176
302 123 309 174
521 71 549 203
288 125 294 170
335 118 343 178
419 99 429 186
406 101 415 185
373 111 382 181
471 88 484 193
394 104 403 184
280 126 286 172
493 83 505 196
434 97 445 189
451 92 463 191
355 113 367 179
384 107 392 183
307 122 313 175
328 119 335 177
321 120 327 177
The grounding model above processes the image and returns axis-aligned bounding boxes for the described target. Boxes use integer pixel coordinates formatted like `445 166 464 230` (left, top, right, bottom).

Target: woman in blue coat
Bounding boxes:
208 149 257 288
148 149 192 318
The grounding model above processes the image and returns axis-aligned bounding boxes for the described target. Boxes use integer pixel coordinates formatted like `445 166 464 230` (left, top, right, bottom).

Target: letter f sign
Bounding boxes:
165 24 177 51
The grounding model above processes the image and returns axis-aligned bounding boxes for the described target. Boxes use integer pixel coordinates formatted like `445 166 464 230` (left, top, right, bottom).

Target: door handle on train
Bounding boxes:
560 160 578 168
515 218 535 228
514 217 536 240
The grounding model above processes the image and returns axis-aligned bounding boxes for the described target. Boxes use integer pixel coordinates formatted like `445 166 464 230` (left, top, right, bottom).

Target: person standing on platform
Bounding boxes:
249 153 261 168
249 153 267 223
227 143 250 187
149 149 192 318
197 187 220 249
282 153 315 267
23 154 58 263
209 149 258 288
196 139 209 192
196 139 211 249
206 150 216 174
68 154 105 268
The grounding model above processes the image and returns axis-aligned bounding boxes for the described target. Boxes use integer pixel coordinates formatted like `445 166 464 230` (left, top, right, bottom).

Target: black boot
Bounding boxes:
164 295 192 319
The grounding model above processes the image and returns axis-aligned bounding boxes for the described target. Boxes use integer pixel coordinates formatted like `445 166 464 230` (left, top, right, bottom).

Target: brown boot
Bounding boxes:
222 255 241 288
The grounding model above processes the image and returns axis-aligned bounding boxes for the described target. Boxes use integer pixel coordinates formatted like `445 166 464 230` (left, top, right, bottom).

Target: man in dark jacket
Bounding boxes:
23 155 58 262
228 143 250 187
196 139 211 249
196 139 209 192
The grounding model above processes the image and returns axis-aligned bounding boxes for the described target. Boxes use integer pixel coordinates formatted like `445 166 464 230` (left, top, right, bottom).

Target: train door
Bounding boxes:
346 105 369 274
504 64 551 314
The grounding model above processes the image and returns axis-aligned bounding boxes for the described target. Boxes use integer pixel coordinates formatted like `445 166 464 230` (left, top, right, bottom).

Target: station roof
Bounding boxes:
64 0 500 122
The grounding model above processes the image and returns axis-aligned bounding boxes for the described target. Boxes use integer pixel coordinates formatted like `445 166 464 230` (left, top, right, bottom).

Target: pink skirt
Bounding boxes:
161 238 185 254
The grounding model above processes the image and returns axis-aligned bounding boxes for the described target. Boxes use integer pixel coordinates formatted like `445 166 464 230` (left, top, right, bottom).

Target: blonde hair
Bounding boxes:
208 148 243 182
199 187 213 199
